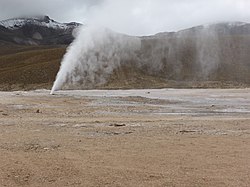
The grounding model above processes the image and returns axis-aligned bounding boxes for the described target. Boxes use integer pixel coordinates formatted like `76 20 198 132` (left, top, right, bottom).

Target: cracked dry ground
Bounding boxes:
0 89 250 187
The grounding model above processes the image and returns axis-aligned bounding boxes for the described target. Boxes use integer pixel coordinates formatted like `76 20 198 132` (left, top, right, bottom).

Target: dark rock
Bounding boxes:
109 123 126 127
0 16 82 45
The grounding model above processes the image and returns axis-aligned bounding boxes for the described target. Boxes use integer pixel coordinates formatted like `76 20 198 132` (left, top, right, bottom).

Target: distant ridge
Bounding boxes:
0 20 250 90
0 15 82 45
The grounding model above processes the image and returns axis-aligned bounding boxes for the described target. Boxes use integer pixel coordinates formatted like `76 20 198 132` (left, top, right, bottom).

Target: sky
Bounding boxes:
0 0 250 35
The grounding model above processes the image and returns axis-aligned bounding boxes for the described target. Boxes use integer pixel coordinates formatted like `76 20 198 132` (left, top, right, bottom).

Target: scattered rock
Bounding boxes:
104 132 121 136
109 123 126 127
24 144 41 151
73 124 87 128
104 131 133 136
179 130 197 134
124 131 133 134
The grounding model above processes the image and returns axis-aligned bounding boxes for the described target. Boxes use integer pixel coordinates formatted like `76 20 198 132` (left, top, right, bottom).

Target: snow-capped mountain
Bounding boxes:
0 16 82 45
0 15 80 30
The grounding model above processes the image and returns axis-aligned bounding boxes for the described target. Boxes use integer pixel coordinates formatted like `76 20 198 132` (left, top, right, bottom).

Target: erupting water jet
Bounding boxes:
51 26 141 93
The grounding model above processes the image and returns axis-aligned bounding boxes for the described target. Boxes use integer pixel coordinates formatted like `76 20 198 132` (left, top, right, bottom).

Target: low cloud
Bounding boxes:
87 0 250 35
1 0 250 35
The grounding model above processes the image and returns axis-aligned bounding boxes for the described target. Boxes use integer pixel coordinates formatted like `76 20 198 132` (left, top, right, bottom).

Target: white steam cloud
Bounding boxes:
1 0 250 36
51 24 224 94
51 26 140 94
51 0 250 94
86 0 250 36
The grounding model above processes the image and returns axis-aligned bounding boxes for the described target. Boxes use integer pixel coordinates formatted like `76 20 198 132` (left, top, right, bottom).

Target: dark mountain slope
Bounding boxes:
0 46 66 90
0 16 81 45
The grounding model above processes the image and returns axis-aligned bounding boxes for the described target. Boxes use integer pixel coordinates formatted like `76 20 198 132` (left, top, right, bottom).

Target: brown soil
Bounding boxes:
0 89 249 187
0 45 66 91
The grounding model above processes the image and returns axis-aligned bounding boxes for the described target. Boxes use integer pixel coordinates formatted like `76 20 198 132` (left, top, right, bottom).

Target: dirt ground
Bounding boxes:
0 89 250 187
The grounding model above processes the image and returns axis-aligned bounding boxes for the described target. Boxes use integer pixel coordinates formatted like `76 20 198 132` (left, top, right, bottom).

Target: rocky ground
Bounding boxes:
0 89 250 187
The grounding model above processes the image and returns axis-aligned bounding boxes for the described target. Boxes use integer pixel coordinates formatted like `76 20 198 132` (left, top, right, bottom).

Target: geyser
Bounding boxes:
51 26 141 94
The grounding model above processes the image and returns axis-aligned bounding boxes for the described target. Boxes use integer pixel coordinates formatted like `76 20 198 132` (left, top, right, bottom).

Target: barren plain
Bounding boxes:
0 89 249 187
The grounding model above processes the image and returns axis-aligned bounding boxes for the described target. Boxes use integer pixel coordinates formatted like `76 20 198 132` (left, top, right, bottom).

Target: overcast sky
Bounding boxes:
0 0 250 35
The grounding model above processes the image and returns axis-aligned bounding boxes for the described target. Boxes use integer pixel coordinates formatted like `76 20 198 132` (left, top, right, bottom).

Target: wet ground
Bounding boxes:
55 89 250 116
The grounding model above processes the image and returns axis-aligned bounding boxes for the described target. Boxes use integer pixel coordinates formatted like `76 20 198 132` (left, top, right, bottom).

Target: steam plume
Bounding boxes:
51 21 250 94
51 26 141 94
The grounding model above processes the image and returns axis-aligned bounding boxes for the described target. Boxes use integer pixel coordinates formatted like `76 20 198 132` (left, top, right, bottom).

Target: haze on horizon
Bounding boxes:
0 0 250 35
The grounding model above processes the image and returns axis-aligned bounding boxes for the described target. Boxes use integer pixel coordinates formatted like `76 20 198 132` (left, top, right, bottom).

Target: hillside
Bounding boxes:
55 22 250 90
138 22 250 84
0 45 66 90
0 16 81 45
109 22 250 88
0 21 249 91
